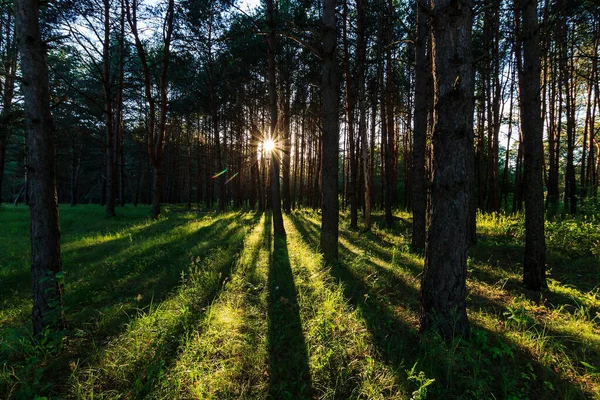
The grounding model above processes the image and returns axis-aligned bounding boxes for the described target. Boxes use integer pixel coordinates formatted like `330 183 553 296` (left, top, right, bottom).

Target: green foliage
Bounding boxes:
578 196 600 219
478 211 600 259
406 363 435 400
546 219 600 259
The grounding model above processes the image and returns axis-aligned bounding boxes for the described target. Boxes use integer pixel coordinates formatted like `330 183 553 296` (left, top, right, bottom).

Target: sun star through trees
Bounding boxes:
263 138 275 153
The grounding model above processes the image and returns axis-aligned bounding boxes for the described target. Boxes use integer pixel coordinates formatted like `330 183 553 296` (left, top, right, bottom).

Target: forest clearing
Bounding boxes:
1 206 599 398
2 0 600 398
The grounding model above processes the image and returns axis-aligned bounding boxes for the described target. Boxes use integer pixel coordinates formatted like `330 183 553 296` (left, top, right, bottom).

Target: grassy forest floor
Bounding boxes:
0 205 599 399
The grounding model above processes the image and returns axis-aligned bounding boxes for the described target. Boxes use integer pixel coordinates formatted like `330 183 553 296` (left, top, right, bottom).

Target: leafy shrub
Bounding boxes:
579 196 600 220
545 219 600 259
478 212 600 259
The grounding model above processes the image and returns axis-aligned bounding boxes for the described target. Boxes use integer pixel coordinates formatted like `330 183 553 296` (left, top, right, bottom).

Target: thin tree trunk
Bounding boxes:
117 0 126 207
412 0 429 250
370 85 377 209
299 113 306 207
103 0 116 217
125 0 174 218
282 66 292 214
0 10 16 206
384 0 395 228
501 62 516 209
343 0 358 229
357 0 371 231
266 0 285 236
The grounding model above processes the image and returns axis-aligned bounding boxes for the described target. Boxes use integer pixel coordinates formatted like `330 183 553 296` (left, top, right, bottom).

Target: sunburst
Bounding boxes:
263 138 275 153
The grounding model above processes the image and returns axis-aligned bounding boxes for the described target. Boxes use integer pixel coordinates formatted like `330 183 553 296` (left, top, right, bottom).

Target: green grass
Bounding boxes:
0 205 599 398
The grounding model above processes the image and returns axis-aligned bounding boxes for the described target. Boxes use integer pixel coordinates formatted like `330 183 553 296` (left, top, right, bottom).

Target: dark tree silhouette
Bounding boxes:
420 0 474 339
15 0 65 335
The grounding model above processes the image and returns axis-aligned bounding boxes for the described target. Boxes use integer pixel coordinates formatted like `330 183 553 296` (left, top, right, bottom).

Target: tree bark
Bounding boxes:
117 0 126 207
384 0 395 228
421 0 474 339
282 72 292 214
517 0 547 291
15 0 65 335
267 0 285 236
103 0 116 217
125 0 174 219
0 8 17 206
412 0 429 251
357 0 371 231
321 0 339 262
343 0 358 229
562 17 577 215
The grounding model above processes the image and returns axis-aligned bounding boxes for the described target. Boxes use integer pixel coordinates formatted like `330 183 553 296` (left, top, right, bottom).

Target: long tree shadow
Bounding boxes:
296 212 423 280
243 213 272 312
289 213 419 364
0 213 187 322
267 231 313 398
288 213 590 398
471 235 600 316
121 212 265 398
2 212 262 398
0 215 203 333
65 212 259 330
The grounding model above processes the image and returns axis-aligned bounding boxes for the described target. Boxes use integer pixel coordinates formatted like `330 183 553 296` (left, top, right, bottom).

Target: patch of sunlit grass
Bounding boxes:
2 205 600 398
158 215 270 398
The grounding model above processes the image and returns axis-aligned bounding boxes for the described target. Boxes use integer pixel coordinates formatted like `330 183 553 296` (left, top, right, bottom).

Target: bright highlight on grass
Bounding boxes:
263 138 275 153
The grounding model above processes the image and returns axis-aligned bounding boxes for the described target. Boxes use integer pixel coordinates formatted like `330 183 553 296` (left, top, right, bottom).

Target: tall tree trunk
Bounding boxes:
0 9 16 206
0 109 11 206
343 0 358 229
15 0 65 335
117 0 126 207
562 20 577 215
484 0 501 212
197 118 203 206
412 0 429 251
384 0 395 228
476 77 486 210
421 0 474 339
250 123 259 209
292 107 300 209
126 0 174 219
282 76 292 214
517 0 547 291
587 19 599 197
321 0 339 262
581 68 593 199
205 15 224 212
299 113 306 207
104 0 116 217
501 63 516 209
186 121 193 209
313 126 322 210
545 38 560 215
513 5 525 213
357 0 371 231
370 83 377 210
266 0 285 236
